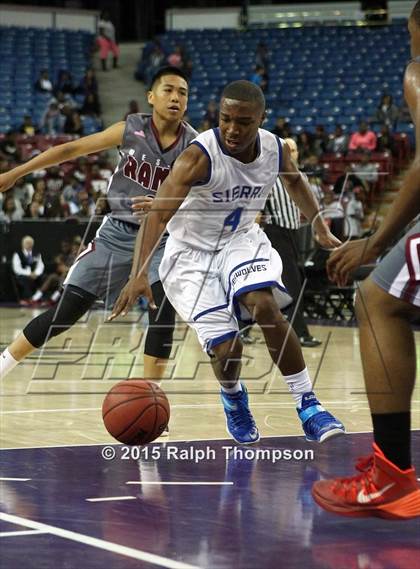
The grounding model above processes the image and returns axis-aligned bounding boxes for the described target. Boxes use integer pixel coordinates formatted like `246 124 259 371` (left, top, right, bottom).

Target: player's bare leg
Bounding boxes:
240 288 345 442
212 337 259 444
143 355 170 384
312 279 420 518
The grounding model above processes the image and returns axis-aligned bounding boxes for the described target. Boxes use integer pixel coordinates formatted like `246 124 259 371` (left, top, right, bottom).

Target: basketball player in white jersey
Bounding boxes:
312 4 420 519
0 67 196 407
110 80 345 444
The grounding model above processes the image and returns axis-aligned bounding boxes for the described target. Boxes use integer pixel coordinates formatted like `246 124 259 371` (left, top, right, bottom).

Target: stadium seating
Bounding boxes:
0 26 99 134
156 22 409 135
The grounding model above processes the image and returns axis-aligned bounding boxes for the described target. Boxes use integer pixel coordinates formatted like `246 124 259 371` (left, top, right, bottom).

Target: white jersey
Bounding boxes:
167 127 283 251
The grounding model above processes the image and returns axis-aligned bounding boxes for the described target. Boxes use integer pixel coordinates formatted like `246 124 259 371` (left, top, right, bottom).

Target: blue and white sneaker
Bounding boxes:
220 384 260 444
297 392 345 443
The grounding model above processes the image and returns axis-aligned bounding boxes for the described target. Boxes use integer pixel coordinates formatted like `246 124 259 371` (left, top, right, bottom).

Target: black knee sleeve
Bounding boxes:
144 281 175 360
23 285 97 348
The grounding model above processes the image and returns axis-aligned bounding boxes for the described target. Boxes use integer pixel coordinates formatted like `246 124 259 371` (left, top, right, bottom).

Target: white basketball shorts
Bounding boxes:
159 224 292 353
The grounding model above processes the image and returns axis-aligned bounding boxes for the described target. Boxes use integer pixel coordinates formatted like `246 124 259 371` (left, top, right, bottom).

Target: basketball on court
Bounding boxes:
102 380 170 445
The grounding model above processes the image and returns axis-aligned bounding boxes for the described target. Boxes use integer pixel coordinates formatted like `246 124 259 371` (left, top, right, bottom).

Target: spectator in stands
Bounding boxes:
34 69 53 93
55 70 74 96
33 178 47 197
71 235 85 257
322 191 345 241
376 125 395 154
11 235 44 304
62 175 83 211
204 100 219 128
54 90 77 111
167 45 184 68
89 164 108 195
313 125 329 156
98 157 113 182
145 43 166 86
351 151 378 192
249 65 268 92
19 116 39 136
255 41 269 68
30 241 74 305
46 167 64 194
42 103 63 135
13 178 34 209
0 131 22 163
24 200 43 219
80 93 102 119
398 100 411 123
296 132 314 162
44 194 69 219
94 195 110 216
31 188 46 216
333 165 365 196
345 188 364 239
0 193 23 223
97 10 120 71
328 125 348 154
198 119 212 133
77 68 98 96
64 111 84 136
271 117 292 139
124 100 140 120
373 94 399 130
135 40 156 81
348 121 377 152
73 157 89 183
75 190 95 218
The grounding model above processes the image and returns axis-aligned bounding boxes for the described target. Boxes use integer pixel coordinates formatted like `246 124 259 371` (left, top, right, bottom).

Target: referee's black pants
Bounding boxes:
264 224 310 339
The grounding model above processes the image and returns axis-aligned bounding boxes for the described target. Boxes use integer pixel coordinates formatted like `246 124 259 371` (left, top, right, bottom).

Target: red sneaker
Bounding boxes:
312 443 420 519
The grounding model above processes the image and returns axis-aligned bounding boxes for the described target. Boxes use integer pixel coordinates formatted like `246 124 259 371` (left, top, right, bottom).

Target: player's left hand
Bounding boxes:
131 196 154 218
108 275 156 320
327 238 378 287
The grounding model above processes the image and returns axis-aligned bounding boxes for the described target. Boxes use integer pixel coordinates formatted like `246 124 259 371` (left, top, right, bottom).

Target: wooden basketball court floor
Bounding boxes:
1 306 419 569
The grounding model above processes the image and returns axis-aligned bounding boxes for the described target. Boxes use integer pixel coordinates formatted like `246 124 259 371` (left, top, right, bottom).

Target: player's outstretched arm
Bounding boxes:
109 143 209 319
327 62 420 286
0 122 125 194
280 142 341 249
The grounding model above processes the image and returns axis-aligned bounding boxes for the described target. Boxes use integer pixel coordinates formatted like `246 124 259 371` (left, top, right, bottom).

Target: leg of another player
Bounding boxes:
240 288 345 442
355 279 419 469
0 285 96 380
143 282 175 385
212 337 259 444
143 355 169 384
312 280 420 519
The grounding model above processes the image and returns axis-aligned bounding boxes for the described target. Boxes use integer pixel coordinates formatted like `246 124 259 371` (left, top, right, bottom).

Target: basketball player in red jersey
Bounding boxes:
312 3 420 519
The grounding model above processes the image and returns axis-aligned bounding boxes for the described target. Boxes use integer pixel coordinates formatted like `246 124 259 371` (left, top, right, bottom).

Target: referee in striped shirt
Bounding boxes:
263 138 321 348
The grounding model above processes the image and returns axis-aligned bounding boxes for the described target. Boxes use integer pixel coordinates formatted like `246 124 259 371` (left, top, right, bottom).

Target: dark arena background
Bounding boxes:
0 1 419 568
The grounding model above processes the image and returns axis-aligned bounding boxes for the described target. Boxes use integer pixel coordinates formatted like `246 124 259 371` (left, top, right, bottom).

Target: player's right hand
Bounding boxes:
327 238 378 287
0 172 18 193
131 196 154 218
108 274 156 320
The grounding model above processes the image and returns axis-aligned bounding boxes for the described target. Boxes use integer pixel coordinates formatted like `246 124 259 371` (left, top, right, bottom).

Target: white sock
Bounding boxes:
31 290 42 301
0 349 19 379
283 367 312 408
221 381 243 394
51 290 60 302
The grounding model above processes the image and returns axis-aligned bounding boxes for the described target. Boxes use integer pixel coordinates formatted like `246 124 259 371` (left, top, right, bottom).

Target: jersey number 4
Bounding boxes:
224 207 243 232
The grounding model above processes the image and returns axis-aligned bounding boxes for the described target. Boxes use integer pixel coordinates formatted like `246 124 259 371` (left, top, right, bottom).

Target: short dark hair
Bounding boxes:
221 80 265 112
149 66 189 90
412 1 420 26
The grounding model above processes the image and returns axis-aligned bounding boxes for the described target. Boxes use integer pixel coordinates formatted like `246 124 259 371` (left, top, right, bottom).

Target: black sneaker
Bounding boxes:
300 336 322 348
